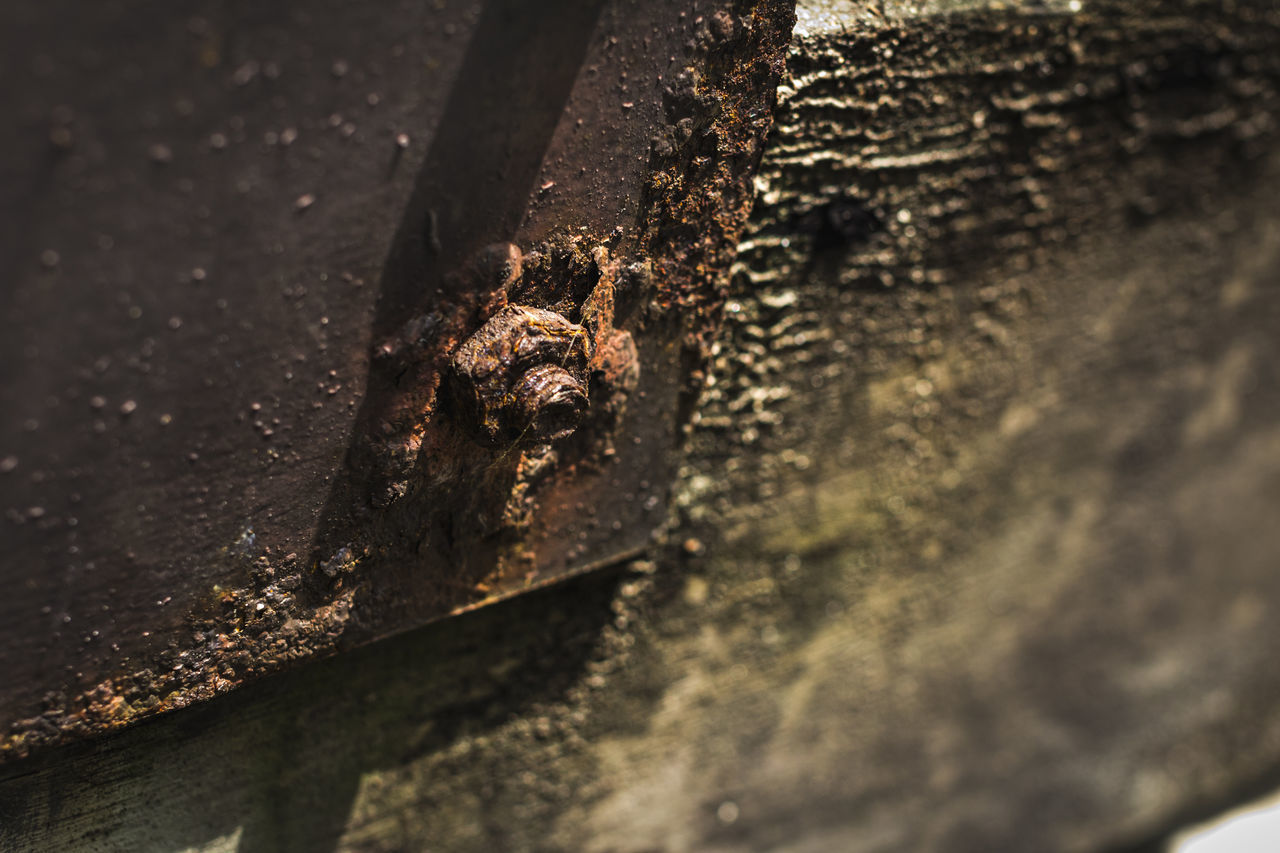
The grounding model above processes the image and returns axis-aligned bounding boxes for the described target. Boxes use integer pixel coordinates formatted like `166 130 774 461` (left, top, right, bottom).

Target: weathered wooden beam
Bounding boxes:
4 0 1280 850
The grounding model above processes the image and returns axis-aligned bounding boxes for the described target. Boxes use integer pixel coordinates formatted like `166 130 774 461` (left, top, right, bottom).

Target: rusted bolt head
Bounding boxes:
450 305 592 447
512 364 589 444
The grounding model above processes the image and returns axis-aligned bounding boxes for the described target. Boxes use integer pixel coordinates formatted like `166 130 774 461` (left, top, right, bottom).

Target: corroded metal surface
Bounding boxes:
0 0 796 760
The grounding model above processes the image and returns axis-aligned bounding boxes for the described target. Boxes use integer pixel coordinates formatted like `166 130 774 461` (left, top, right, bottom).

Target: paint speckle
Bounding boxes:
147 143 173 164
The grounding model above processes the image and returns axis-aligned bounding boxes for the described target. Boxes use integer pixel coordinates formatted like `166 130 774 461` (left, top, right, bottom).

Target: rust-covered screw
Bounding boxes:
449 305 592 447
511 364 588 442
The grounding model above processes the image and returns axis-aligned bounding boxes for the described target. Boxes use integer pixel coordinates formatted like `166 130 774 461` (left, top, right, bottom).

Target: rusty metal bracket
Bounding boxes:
0 0 795 760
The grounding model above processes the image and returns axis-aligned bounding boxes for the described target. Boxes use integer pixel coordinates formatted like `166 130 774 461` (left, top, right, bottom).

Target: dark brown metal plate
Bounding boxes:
0 0 795 759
